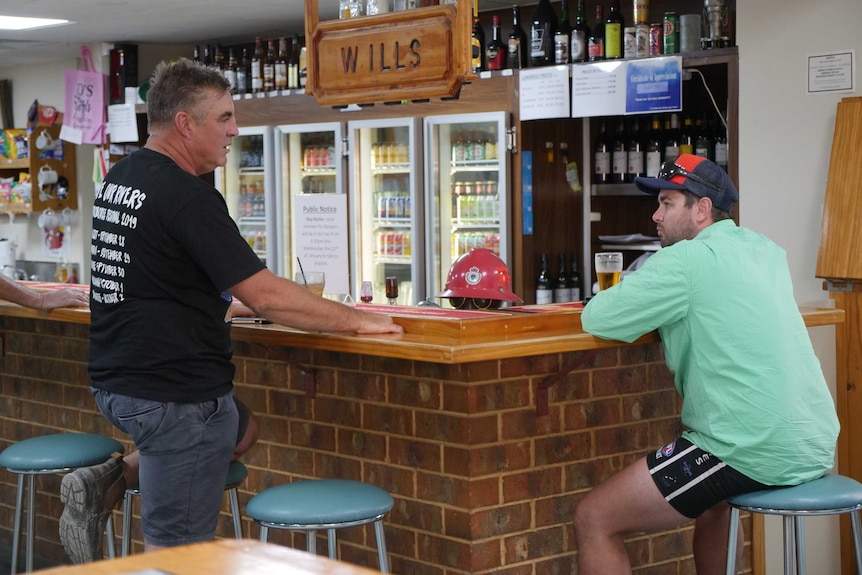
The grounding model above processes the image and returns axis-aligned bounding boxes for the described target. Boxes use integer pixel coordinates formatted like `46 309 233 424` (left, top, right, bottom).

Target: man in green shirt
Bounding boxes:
576 154 839 575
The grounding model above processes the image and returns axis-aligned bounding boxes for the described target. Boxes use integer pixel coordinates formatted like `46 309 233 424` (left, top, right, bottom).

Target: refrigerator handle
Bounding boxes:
341 135 350 158
506 125 517 154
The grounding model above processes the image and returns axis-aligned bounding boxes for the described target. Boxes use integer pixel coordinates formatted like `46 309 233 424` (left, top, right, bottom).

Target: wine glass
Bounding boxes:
385 276 398 305
360 281 374 304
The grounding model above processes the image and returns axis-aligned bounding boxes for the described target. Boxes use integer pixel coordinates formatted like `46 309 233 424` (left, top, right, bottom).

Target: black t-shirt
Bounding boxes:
89 148 266 402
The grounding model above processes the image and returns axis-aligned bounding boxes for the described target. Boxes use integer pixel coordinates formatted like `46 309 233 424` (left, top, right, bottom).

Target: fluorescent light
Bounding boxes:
0 15 70 31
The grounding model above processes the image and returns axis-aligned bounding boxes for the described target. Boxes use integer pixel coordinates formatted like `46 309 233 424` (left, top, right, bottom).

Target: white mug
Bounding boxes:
35 130 54 150
38 165 59 188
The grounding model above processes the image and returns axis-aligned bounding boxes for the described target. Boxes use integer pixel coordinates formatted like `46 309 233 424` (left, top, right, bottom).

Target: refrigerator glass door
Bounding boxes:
347 118 423 306
423 112 510 307
215 126 275 270
275 122 347 290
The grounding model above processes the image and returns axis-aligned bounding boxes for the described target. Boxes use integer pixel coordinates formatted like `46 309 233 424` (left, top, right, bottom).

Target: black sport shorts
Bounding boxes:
647 438 769 518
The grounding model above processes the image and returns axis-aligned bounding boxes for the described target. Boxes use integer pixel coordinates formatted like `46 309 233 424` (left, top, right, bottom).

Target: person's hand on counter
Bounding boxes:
38 287 90 310
0 275 89 310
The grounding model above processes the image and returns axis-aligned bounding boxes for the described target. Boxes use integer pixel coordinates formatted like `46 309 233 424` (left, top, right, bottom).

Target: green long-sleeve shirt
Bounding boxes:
581 220 838 486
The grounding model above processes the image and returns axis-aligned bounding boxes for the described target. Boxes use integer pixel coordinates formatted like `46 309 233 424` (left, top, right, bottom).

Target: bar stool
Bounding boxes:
725 474 862 575
0 433 123 574
120 460 248 556
246 478 393 573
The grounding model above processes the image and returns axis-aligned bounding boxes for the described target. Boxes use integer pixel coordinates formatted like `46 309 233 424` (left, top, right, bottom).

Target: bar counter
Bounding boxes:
0 297 843 574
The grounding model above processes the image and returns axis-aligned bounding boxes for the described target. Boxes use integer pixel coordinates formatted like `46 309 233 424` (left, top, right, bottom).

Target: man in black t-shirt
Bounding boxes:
59 58 402 563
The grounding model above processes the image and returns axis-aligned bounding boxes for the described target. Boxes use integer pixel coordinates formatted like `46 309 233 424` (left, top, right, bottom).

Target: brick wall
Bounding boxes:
0 316 752 573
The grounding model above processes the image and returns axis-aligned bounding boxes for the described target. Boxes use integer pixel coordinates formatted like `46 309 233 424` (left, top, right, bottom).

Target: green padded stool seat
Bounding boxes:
725 474 862 575
246 479 393 573
120 460 248 556
0 433 124 574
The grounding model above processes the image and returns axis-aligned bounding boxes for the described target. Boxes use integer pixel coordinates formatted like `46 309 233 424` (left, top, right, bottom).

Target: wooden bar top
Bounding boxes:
0 286 844 364
34 539 383 575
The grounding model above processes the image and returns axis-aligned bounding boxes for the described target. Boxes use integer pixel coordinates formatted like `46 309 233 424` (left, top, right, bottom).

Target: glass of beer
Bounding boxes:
294 271 325 297
595 252 623 291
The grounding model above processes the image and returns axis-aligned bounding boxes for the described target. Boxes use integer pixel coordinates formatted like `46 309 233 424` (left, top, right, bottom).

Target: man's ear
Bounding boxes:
174 111 193 141
694 196 714 223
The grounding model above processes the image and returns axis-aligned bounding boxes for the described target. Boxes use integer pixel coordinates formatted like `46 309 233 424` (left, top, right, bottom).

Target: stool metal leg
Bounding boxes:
106 516 116 559
307 529 317 554
25 474 35 573
228 487 242 539
327 528 337 559
374 519 390 573
10 474 24 575
851 510 862 575
121 493 133 557
794 516 806 575
782 515 794 575
726 507 740 575
258 524 269 542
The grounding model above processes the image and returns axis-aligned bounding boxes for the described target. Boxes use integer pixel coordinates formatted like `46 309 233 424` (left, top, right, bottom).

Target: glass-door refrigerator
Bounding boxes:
275 122 345 287
423 112 510 306
347 118 424 306
215 126 276 269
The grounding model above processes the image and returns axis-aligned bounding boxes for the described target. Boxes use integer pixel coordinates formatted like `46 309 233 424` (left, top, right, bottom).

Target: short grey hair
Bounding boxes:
146 57 230 135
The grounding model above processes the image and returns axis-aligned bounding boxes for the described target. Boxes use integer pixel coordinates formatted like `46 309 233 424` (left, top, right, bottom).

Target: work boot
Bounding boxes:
59 454 125 564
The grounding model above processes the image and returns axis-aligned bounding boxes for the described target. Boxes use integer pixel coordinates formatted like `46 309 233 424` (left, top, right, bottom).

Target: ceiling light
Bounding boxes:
0 15 71 31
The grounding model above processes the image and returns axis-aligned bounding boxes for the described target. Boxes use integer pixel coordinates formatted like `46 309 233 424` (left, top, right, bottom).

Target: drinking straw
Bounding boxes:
296 257 307 286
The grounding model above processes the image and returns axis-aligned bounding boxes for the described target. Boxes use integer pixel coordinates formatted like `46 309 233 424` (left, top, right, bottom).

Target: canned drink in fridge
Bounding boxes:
663 12 679 54
623 27 636 59
636 25 649 58
649 23 662 55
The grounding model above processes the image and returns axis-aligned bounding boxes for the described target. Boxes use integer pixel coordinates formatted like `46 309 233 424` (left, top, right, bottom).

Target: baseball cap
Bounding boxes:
634 154 738 212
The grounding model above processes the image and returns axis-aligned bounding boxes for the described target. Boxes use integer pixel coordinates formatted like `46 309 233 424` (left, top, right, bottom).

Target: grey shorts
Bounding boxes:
92 387 239 547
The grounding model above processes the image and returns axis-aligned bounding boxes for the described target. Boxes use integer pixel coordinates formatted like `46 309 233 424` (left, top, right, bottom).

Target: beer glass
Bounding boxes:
595 252 623 291
294 271 325 297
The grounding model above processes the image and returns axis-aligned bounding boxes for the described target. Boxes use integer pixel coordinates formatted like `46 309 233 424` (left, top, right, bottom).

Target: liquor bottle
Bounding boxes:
299 45 308 88
569 253 582 301
263 39 277 91
529 0 557 67
507 5 529 69
553 0 571 65
471 0 486 73
486 15 507 70
237 48 249 94
645 115 663 177
224 48 238 94
288 35 301 90
626 117 645 183
274 37 288 90
663 113 681 164
571 0 590 63
714 119 728 171
594 119 611 184
587 5 605 61
202 44 213 69
536 254 553 304
611 117 627 183
213 45 225 75
694 114 712 159
251 37 264 93
554 253 571 303
678 114 694 155
192 45 202 64
604 1 625 59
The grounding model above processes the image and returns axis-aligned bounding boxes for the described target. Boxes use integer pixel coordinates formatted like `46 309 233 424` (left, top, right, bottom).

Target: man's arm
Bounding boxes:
230 269 403 335
0 275 89 310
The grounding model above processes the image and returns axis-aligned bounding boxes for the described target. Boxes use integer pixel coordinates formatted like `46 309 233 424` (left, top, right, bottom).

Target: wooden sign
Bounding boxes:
304 0 470 106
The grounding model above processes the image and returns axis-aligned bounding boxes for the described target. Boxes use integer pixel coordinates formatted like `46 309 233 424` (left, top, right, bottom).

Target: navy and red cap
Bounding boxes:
634 154 738 213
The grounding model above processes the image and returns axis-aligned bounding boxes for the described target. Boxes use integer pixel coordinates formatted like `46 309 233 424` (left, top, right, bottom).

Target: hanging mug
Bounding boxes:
35 130 54 150
38 165 59 188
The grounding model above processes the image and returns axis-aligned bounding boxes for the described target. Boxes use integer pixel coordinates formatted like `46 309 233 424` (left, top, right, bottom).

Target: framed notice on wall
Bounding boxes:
292 193 350 295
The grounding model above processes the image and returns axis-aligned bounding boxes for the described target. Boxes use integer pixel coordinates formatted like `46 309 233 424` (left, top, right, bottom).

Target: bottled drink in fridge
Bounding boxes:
507 5 529 69
554 253 571 303
536 253 553 304
529 0 558 67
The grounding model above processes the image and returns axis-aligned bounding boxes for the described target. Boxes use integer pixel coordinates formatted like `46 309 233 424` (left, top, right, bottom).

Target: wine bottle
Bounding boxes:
678 114 694 156
536 254 553 304
604 1 625 59
571 0 590 63
587 5 605 62
554 253 571 303
626 117 645 183
507 5 529 69
263 39 277 91
593 119 611 184
213 45 225 75
694 114 712 159
664 113 681 164
714 118 728 171
192 45 202 64
554 0 571 65
288 34 301 90
274 38 288 90
645 115 663 177
529 0 557 67
471 0 486 73
486 15 507 70
569 253 582 301
251 37 264 93
224 48 238 94
202 44 213 69
611 117 627 184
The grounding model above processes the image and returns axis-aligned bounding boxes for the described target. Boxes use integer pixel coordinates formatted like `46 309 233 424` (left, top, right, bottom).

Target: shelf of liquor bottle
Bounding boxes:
371 163 410 174
590 183 647 197
301 166 336 177
233 88 307 101
450 160 498 172
373 217 411 228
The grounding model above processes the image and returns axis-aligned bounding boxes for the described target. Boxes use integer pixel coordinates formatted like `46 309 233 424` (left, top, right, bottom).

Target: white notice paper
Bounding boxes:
807 50 855 94
107 103 140 143
293 194 350 295
571 60 627 118
519 66 571 121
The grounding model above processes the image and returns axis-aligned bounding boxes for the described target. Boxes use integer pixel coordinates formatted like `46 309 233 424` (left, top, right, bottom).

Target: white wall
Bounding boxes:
737 0 861 573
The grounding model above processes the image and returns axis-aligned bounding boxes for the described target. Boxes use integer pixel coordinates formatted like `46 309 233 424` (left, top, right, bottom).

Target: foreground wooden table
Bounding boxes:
35 539 383 575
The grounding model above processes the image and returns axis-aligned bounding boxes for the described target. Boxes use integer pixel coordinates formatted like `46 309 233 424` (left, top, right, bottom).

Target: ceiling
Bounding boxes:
0 0 519 69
